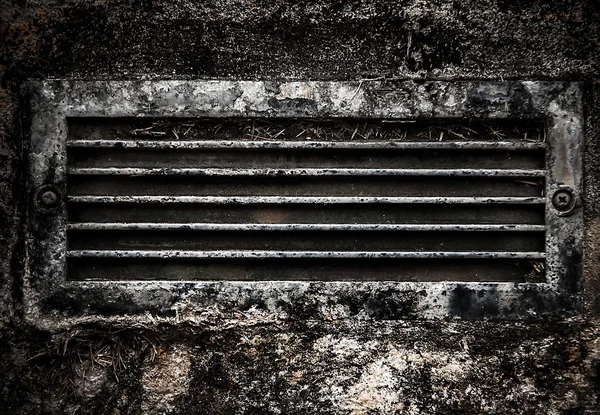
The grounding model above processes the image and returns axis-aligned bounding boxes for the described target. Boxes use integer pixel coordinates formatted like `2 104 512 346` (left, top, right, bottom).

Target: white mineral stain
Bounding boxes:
279 82 316 100
313 334 379 360
328 83 367 113
318 341 477 415
141 345 192 414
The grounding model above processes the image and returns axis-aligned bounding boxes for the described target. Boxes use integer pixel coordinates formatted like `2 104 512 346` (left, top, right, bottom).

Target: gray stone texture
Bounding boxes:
1 0 600 414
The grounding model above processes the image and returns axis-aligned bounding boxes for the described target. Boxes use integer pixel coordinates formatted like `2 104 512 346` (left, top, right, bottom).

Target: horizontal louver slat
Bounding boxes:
67 223 546 231
66 140 546 150
68 168 546 177
67 250 546 260
68 196 546 204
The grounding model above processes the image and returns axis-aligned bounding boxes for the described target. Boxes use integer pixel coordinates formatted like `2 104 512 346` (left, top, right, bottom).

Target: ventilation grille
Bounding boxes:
66 118 546 282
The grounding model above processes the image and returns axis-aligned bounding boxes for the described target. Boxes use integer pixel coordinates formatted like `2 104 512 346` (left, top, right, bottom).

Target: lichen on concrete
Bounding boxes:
1 0 600 414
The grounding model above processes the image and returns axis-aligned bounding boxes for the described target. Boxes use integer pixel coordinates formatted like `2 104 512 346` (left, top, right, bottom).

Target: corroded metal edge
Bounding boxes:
25 80 584 329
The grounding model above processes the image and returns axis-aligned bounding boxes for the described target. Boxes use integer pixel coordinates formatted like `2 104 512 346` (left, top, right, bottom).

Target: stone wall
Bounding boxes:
1 1 599 413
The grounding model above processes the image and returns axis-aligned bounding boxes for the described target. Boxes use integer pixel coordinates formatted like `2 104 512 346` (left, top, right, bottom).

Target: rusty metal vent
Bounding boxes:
65 118 547 282
27 81 583 322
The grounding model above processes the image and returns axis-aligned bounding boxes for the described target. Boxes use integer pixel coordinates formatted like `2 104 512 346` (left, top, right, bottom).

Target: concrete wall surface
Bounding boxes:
1 1 600 414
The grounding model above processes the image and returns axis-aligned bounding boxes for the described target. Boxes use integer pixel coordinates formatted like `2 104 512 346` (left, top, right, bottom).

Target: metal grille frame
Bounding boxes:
26 80 584 327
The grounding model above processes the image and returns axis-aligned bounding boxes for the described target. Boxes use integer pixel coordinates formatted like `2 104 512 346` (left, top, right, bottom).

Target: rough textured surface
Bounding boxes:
1 0 600 414
25 80 584 326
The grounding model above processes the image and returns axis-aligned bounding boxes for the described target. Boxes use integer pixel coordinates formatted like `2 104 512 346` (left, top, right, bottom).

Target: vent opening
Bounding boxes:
65 118 546 283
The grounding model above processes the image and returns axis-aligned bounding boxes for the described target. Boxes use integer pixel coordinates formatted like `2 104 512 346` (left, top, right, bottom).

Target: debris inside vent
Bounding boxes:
68 118 546 144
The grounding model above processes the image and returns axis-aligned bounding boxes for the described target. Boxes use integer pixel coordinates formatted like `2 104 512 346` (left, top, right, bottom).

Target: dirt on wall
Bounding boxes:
1 1 600 414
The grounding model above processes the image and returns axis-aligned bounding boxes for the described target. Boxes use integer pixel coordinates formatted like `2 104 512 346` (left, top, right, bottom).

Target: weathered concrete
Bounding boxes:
1 1 600 414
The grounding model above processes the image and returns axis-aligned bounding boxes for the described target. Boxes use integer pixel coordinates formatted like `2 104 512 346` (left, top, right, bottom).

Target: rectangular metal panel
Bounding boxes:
26 81 584 326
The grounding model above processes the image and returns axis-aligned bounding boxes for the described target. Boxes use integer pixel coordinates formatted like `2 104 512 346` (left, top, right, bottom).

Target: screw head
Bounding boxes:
37 187 60 208
552 188 575 212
